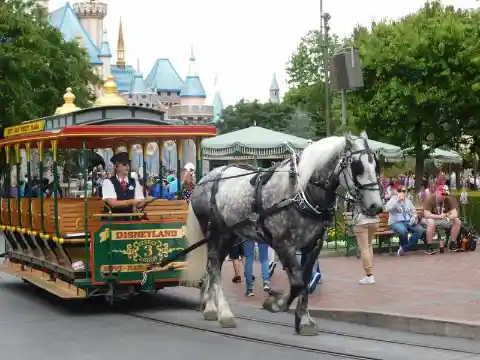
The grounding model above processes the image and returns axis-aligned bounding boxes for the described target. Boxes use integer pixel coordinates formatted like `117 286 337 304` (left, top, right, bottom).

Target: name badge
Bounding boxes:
128 185 134 190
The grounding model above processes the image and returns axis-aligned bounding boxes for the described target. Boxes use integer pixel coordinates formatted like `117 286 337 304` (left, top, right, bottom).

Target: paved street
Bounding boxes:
0 270 479 360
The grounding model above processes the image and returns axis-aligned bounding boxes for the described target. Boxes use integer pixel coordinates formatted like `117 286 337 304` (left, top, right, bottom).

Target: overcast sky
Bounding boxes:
48 0 478 106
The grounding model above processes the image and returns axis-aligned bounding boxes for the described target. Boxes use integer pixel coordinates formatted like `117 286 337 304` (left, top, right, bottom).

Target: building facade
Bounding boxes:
40 0 225 168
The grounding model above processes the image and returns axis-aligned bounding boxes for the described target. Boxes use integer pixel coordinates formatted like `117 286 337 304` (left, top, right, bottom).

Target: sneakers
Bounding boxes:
263 281 271 292
269 261 276 278
245 289 254 297
424 247 436 255
359 275 375 285
397 247 405 256
308 272 322 294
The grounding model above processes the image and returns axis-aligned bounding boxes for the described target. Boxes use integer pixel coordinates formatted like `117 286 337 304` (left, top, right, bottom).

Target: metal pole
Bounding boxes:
341 89 348 127
320 0 331 136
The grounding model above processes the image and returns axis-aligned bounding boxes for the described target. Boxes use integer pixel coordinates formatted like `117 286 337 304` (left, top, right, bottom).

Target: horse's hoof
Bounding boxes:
297 323 319 336
202 303 218 321
219 316 237 328
262 296 281 313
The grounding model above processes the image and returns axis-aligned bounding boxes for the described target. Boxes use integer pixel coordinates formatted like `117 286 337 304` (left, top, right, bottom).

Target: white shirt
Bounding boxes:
102 176 145 200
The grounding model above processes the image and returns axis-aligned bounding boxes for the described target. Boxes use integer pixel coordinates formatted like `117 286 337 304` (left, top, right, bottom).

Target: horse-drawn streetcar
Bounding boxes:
0 76 385 336
0 77 216 302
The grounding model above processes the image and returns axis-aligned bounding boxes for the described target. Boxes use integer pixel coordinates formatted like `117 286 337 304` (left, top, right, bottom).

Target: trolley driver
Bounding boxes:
102 152 148 215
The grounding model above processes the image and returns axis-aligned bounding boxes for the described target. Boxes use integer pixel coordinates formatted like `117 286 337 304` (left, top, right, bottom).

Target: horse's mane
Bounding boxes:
296 136 346 191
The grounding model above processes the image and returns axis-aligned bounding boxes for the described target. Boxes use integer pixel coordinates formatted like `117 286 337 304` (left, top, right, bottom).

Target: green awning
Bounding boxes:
366 139 404 161
202 126 311 159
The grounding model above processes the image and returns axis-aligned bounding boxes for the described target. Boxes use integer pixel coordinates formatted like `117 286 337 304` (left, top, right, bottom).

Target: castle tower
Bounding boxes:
73 0 108 49
37 0 49 10
115 18 126 68
179 46 206 106
269 73 280 104
99 29 112 79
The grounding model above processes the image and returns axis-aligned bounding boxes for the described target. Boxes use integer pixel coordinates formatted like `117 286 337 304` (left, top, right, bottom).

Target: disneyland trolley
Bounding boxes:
0 77 216 302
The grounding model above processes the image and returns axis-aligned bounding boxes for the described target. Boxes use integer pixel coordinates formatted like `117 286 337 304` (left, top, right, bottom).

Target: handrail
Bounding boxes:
91 213 145 218
91 211 188 218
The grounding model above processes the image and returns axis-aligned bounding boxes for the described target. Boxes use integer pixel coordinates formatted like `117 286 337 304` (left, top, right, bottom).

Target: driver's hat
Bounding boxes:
110 152 129 165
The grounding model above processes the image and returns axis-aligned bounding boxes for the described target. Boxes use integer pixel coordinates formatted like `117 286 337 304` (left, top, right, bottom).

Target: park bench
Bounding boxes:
344 209 425 256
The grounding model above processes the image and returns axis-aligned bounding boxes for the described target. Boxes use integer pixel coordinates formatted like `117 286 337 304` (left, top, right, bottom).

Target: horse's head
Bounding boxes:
339 133 383 216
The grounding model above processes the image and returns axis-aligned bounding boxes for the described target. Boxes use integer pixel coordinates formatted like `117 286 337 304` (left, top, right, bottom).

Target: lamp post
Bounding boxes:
320 0 331 136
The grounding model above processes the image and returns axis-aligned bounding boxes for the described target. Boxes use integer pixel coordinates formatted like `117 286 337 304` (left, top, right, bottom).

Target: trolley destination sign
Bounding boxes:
93 222 188 284
3 120 45 137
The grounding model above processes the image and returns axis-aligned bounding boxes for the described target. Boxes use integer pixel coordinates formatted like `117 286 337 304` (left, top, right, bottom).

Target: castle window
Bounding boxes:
167 92 171 96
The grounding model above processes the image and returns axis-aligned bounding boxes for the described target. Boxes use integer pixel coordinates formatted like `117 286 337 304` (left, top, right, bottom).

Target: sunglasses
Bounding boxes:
398 189 405 193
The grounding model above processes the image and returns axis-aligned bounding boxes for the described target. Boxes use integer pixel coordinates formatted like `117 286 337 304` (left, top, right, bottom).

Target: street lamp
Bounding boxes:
319 0 331 136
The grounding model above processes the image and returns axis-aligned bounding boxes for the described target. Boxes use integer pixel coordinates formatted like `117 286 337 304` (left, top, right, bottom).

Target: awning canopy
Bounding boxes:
366 139 404 162
202 126 311 159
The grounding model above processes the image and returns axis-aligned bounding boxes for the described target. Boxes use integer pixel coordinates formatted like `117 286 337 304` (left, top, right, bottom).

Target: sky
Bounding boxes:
47 0 478 106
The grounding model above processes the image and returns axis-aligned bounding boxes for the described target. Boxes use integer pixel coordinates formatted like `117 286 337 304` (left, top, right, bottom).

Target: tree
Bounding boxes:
284 30 342 136
286 109 315 140
349 1 480 187
217 99 296 134
0 0 100 129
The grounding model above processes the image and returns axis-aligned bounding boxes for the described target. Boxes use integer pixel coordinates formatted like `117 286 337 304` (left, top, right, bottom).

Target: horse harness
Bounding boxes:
207 154 337 243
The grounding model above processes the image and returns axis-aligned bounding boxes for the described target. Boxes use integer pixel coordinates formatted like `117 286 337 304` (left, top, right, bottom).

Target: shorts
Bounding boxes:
421 218 453 229
228 243 244 260
434 219 453 229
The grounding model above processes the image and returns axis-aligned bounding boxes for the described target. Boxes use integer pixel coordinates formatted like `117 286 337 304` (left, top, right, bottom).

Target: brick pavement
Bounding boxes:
218 251 480 324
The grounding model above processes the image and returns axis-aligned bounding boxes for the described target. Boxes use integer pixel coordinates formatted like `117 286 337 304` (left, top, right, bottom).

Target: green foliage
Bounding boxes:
348 1 480 185
0 0 100 128
286 30 342 87
217 99 297 135
284 30 343 136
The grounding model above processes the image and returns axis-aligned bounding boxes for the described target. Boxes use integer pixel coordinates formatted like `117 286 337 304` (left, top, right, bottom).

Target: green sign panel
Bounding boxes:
92 222 187 284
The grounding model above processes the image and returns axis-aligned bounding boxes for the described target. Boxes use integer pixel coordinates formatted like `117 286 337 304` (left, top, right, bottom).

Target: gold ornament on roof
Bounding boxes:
93 75 127 107
54 87 81 115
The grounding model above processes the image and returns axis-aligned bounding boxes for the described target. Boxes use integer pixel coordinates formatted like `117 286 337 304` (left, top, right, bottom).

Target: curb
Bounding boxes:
306 308 480 340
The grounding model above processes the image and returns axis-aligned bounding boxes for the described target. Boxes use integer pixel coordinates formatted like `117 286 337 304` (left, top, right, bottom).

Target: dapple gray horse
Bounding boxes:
181 134 383 335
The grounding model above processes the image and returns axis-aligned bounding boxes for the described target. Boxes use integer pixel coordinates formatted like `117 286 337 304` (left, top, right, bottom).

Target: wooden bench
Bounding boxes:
46 198 105 238
376 212 395 254
142 199 188 222
9 199 18 228
0 198 6 225
19 199 29 229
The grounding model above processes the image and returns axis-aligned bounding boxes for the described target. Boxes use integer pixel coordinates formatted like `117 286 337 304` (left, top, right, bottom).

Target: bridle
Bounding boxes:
300 145 381 216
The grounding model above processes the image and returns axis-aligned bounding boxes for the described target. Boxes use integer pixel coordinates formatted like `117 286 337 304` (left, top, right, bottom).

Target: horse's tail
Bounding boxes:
182 202 208 285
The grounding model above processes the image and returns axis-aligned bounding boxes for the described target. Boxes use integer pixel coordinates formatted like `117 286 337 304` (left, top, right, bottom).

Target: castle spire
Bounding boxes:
116 17 126 68
179 45 206 100
269 73 280 104
187 44 197 76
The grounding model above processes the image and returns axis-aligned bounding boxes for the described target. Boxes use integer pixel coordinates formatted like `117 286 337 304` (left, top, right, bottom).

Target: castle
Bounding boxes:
35 0 281 174
38 0 226 126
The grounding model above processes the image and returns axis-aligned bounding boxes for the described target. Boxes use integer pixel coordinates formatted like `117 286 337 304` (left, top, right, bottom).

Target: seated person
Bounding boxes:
423 185 461 254
102 152 151 220
152 178 174 200
385 185 425 255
